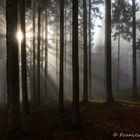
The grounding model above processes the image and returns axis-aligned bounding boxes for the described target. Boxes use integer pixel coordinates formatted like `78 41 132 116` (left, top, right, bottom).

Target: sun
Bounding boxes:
17 30 32 44
17 30 23 44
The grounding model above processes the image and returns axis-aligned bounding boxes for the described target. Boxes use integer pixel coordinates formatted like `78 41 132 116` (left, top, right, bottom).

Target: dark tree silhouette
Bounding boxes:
20 0 29 114
59 0 64 113
83 0 88 103
72 0 80 126
88 0 92 98
132 0 137 98
44 3 48 98
105 0 114 102
37 2 41 105
6 0 21 136
32 0 37 101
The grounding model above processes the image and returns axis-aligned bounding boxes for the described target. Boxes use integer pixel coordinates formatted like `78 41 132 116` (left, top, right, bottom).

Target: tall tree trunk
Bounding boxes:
6 0 21 135
32 0 37 102
45 7 48 99
20 0 29 115
132 0 137 98
88 0 92 99
29 48 33 101
105 0 114 102
117 25 120 92
37 3 41 105
56 2 60 92
56 22 59 92
59 0 64 113
64 1 67 99
41 15 44 70
72 0 80 126
83 0 88 103
40 15 44 97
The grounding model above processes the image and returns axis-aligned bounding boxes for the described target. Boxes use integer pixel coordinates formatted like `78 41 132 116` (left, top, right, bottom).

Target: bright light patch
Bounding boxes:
48 26 54 40
17 30 23 44
43 31 46 39
26 32 31 39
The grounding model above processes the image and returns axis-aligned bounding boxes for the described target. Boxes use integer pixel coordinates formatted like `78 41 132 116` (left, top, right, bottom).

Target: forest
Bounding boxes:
0 0 140 139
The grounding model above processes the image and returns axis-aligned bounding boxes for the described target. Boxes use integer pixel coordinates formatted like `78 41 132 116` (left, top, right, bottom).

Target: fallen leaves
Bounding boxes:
1 100 140 140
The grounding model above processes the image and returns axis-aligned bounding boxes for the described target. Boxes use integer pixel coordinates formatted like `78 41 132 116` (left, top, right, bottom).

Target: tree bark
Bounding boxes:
44 6 48 99
117 25 120 92
88 0 92 99
59 0 64 113
64 1 67 101
105 0 114 102
83 0 88 103
132 0 137 98
20 0 29 114
6 0 21 133
32 0 37 102
72 0 80 126
37 3 41 105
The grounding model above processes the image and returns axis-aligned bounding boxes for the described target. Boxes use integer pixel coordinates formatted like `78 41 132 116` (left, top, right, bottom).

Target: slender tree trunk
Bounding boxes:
132 0 137 98
41 15 44 70
45 7 48 98
56 24 59 88
6 0 21 135
64 2 67 99
117 25 120 92
29 48 33 101
72 0 80 126
88 0 92 99
32 1 37 102
56 3 60 90
105 0 114 102
59 0 64 113
20 0 29 114
83 0 88 103
40 15 43 97
37 3 41 105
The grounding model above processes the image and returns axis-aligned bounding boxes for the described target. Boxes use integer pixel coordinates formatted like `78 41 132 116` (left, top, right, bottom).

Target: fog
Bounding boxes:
0 0 140 104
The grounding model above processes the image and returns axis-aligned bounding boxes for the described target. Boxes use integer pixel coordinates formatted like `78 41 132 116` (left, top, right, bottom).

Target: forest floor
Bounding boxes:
1 99 140 140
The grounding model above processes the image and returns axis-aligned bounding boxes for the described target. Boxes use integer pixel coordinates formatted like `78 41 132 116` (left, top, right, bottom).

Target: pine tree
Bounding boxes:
72 0 80 126
105 0 114 102
88 0 92 99
44 4 48 98
20 0 29 114
6 0 21 137
132 0 137 98
37 3 41 105
83 0 88 103
32 0 37 101
59 0 64 113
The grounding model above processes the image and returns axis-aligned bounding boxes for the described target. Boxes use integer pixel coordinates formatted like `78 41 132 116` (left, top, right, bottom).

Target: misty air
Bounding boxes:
0 0 140 139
